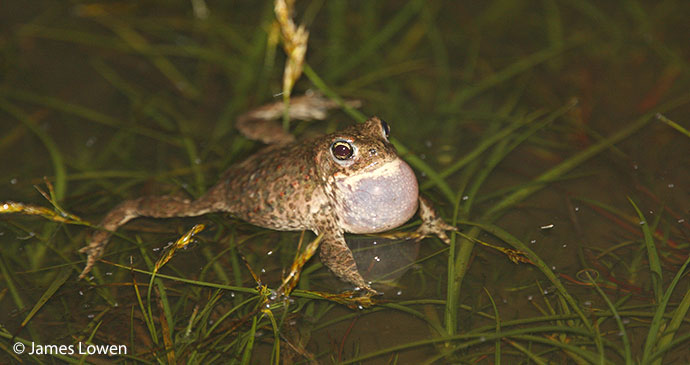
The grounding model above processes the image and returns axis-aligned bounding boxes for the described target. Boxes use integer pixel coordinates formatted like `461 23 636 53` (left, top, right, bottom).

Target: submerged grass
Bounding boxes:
1 0 690 363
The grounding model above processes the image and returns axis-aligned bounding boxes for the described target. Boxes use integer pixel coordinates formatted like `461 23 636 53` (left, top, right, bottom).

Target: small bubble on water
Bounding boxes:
540 224 554 230
260 268 266 273
357 305 364 310
374 256 381 262
562 243 567 248
668 183 675 188
530 239 536 244
527 295 533 301
230 292 235 298
552 266 556 271
79 291 84 296
10 178 18 185
462 195 469 201
87 314 95 319
105 272 113 276
267 250 273 256
85 136 97 147
584 301 592 307
479 336 486 342
639 220 646 225
194 158 202 165
208 320 214 325
575 206 580 212
678 219 686 224
396 290 403 296
372 240 377 245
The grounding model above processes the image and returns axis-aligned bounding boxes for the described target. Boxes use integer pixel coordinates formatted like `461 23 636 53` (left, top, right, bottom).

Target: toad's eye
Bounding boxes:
380 119 390 139
331 141 354 160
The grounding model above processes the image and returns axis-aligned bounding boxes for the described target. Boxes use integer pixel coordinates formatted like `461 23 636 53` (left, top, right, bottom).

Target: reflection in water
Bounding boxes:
347 235 420 284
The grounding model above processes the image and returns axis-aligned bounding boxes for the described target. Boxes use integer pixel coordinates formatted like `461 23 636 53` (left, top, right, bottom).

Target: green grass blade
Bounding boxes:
241 315 258 365
484 94 690 221
20 268 71 328
505 339 548 365
263 308 281 365
103 19 199 99
584 271 632 365
458 220 591 329
642 254 690 364
485 288 501 365
340 325 596 364
132 275 159 347
648 332 690 364
627 197 662 302
445 38 581 111
654 279 690 364
1 89 183 146
421 110 541 191
656 113 690 138
328 0 425 81
0 99 67 200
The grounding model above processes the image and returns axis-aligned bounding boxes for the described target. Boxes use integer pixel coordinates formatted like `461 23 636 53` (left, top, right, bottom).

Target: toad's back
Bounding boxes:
206 141 328 232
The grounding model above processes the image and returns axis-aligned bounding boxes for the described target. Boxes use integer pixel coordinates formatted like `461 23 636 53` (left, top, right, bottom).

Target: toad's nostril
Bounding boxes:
369 148 377 156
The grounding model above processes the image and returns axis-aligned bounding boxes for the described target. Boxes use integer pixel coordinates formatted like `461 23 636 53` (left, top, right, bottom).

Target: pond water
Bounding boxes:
1 1 689 363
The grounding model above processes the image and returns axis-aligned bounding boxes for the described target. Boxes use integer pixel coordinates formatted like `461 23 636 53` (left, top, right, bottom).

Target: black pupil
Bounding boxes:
381 120 390 138
333 142 352 160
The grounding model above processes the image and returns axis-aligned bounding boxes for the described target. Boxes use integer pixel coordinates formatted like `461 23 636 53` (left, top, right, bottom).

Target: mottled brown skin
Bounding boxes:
79 94 455 294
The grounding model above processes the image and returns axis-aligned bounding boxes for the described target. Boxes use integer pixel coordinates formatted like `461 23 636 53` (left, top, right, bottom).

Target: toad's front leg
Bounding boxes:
318 229 379 295
415 196 457 244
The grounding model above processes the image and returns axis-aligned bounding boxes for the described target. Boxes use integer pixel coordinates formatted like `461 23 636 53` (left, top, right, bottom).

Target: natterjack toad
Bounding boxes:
79 94 455 294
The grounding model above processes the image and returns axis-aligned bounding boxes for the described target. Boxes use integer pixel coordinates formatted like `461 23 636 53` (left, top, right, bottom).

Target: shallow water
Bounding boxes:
1 1 689 363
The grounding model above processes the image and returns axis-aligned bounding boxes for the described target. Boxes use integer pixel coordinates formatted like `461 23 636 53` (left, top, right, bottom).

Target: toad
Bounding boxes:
79 94 455 294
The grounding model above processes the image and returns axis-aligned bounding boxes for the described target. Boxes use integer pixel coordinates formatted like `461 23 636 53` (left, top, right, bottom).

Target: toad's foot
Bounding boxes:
319 231 381 295
415 196 457 244
78 230 110 279
236 92 362 144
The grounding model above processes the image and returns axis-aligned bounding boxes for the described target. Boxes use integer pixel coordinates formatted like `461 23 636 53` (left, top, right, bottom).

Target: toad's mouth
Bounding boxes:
334 158 419 234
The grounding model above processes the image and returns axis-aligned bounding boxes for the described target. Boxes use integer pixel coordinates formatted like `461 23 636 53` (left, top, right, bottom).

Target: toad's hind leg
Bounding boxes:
319 232 378 294
236 92 361 144
78 194 224 279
